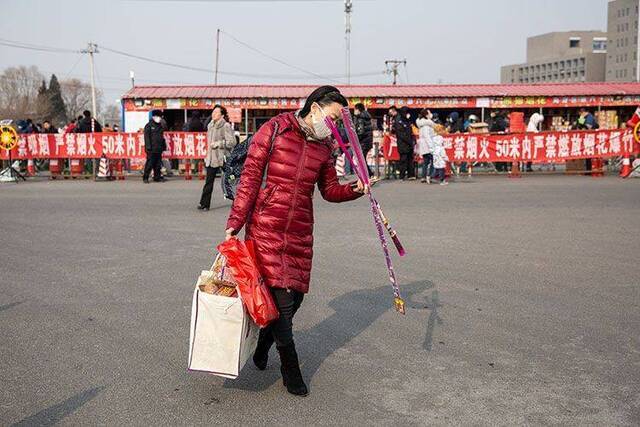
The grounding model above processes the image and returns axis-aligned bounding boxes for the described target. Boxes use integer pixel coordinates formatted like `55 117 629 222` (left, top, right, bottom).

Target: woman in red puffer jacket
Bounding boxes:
225 86 365 397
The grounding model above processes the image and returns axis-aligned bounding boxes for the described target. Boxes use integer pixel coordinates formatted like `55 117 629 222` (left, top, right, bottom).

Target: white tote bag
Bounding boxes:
188 265 259 379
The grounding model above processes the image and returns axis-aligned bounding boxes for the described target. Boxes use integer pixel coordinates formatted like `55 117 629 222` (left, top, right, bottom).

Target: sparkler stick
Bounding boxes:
325 115 405 314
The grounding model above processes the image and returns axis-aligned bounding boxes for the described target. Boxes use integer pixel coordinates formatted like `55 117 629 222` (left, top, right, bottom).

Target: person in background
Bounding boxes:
526 112 544 172
576 108 598 172
103 123 114 132
185 111 205 132
198 105 235 211
395 106 416 180
353 103 374 177
446 112 462 133
41 120 57 134
463 114 478 133
387 105 398 132
576 108 598 130
113 124 120 132
75 110 102 133
416 109 435 183
489 111 509 172
143 110 167 184
432 124 449 186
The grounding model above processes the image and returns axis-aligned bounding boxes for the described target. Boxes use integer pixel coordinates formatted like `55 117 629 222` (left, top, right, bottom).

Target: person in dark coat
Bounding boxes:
394 106 415 180
225 86 366 397
75 110 102 133
143 110 167 183
41 120 57 134
353 103 374 176
185 111 205 132
489 112 509 172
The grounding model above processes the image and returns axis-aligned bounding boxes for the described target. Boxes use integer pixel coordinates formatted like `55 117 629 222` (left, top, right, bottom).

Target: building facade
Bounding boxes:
606 0 639 82
501 31 607 84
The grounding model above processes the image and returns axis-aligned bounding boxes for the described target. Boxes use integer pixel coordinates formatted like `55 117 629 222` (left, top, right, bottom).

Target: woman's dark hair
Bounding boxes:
419 108 430 119
299 85 348 118
213 104 229 122
354 103 365 112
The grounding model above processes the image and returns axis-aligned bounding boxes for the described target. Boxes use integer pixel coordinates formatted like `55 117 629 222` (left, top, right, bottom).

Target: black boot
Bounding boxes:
277 343 308 397
253 328 274 370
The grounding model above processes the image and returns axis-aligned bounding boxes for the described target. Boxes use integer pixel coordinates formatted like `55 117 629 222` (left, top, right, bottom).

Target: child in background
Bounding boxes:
432 124 449 186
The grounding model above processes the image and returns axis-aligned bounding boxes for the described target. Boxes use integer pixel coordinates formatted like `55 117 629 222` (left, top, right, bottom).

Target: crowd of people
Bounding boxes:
15 110 119 135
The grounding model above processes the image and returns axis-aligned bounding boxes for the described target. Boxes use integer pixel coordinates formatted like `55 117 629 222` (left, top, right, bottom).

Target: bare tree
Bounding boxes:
0 66 45 120
102 103 121 128
60 78 103 121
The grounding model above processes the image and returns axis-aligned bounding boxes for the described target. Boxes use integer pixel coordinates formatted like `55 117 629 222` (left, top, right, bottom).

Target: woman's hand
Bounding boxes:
353 180 370 194
225 228 236 241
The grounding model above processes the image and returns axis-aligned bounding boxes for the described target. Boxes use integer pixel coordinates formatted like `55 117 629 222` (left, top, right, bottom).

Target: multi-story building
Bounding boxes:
606 0 639 82
501 31 607 84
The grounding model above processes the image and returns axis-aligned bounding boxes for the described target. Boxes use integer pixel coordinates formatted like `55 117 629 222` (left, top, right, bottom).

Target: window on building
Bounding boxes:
626 22 629 31
592 38 606 52
569 37 581 48
627 7 630 15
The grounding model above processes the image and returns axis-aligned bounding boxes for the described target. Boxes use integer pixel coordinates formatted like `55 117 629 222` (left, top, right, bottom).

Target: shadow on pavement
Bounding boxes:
0 301 24 312
223 280 433 392
12 386 105 427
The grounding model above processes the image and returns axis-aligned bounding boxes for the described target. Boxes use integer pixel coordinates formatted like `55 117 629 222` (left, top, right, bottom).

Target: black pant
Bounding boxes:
422 153 433 178
143 152 162 181
261 288 304 347
435 168 446 182
398 152 413 179
199 166 220 208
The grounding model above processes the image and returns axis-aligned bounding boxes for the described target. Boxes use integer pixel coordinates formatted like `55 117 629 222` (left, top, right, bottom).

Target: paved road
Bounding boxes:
1 175 639 425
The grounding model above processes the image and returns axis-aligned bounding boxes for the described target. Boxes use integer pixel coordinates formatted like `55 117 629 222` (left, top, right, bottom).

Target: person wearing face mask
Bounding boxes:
198 105 235 210
224 86 367 397
143 110 167 183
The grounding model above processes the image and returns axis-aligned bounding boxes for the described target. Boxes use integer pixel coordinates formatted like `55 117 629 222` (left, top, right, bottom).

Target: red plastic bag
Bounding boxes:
216 239 279 328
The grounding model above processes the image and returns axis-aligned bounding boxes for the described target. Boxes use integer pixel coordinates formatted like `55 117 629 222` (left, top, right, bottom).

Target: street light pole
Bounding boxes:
215 29 220 85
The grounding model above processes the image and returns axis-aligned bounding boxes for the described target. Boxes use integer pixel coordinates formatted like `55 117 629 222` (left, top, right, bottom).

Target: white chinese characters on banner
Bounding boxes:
3 130 640 161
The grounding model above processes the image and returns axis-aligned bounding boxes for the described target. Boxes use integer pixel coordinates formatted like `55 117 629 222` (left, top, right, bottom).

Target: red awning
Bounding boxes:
122 82 640 100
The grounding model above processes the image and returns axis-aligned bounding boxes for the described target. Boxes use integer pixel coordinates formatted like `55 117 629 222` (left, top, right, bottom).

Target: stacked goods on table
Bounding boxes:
468 122 489 134
595 110 619 130
550 116 572 131
509 112 525 133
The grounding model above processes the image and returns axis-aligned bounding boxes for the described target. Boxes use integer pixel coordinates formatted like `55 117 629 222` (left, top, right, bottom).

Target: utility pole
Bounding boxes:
82 42 99 175
215 28 220 85
345 0 352 85
385 59 406 85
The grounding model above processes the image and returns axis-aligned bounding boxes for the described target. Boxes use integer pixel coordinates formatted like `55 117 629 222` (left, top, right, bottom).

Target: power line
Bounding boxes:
219 30 341 83
0 37 384 82
0 38 81 54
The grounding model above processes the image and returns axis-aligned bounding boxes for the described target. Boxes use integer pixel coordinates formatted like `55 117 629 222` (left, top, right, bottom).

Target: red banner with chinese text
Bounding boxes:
2 130 640 162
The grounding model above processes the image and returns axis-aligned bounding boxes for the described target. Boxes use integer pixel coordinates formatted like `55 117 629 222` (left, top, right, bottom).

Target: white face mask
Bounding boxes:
310 104 332 139
152 116 161 123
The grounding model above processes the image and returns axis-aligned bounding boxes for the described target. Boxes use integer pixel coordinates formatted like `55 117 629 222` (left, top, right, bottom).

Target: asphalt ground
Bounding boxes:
0 175 639 426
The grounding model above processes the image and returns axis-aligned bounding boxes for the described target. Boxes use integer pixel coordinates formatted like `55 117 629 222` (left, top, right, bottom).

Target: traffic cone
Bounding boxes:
620 156 632 178
49 159 61 179
198 161 205 180
27 159 36 176
96 157 112 180
626 107 640 128
184 159 192 180
335 154 345 177
509 161 521 178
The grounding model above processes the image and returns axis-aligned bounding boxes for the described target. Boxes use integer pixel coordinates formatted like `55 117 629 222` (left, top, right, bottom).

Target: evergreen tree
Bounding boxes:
47 74 68 126
36 79 51 121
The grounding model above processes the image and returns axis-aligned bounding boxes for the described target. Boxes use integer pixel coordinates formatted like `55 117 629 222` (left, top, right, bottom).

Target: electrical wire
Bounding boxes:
0 38 82 54
219 30 341 83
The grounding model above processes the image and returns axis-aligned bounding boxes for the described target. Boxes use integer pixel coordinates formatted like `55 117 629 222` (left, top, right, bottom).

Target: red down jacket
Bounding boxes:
226 112 363 293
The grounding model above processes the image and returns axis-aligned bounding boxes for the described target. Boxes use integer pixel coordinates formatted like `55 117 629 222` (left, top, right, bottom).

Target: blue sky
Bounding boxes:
2 0 609 102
